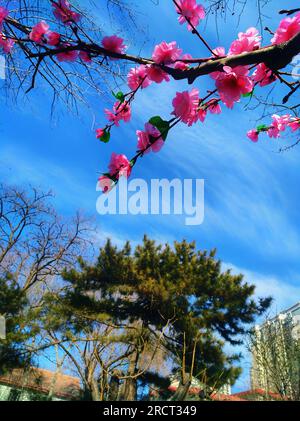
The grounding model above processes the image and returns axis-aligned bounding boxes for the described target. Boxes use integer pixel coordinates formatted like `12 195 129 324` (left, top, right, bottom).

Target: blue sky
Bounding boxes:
1 0 300 392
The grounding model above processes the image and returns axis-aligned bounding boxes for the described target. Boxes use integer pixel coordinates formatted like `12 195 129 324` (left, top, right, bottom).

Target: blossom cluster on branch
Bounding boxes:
247 115 300 142
0 1 300 190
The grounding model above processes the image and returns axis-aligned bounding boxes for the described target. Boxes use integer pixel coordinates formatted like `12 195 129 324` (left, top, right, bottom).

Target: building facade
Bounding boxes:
0 367 81 401
251 302 300 397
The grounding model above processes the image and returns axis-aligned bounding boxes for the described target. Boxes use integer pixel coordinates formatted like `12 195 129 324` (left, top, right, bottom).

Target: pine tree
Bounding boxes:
43 236 271 400
0 274 38 372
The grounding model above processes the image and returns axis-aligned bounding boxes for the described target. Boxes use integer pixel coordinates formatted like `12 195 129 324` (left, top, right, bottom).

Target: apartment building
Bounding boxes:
251 302 300 397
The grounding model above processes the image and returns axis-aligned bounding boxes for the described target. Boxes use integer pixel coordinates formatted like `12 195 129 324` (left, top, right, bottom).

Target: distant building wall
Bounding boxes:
251 302 300 394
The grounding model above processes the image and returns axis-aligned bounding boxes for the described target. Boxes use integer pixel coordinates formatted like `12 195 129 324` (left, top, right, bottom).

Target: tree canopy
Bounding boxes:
41 236 271 400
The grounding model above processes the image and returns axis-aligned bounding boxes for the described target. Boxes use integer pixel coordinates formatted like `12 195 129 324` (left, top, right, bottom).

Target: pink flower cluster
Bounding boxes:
212 65 253 109
208 28 263 108
247 115 300 142
79 51 92 63
94 11 299 189
136 123 164 153
214 27 261 59
127 63 170 90
197 99 221 123
98 176 115 193
98 153 132 193
175 0 205 31
102 35 127 56
271 13 300 45
152 41 182 64
172 88 199 126
108 153 132 179
57 44 78 62
228 27 261 55
0 7 8 28
0 7 14 54
252 63 277 87
29 19 127 64
52 0 81 25
172 89 222 125
105 101 131 126
96 128 105 139
127 65 151 91
127 42 189 91
29 21 60 46
0 33 14 53
29 20 96 63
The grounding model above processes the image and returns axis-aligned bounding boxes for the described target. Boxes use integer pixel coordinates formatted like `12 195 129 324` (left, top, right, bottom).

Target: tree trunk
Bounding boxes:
119 354 138 401
108 371 121 401
170 372 191 401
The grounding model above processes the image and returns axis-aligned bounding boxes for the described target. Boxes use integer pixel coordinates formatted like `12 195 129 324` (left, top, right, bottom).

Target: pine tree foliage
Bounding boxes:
42 236 271 400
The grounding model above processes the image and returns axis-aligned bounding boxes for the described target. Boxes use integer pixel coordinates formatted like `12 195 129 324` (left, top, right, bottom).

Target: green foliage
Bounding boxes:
256 124 269 133
99 131 111 144
112 91 126 103
0 274 35 372
242 90 254 98
43 236 271 399
149 116 170 141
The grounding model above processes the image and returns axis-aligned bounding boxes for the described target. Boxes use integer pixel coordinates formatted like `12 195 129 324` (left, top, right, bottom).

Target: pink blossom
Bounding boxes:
208 100 221 114
252 63 277 87
105 102 131 127
212 47 226 57
52 0 81 25
267 114 290 138
46 31 61 46
172 88 199 126
267 126 280 138
152 41 182 65
146 66 170 83
0 7 9 28
102 35 127 55
247 129 259 142
136 123 164 154
272 114 290 132
271 13 300 45
289 118 300 132
96 128 105 139
174 53 193 70
79 51 92 63
197 109 207 123
29 21 49 44
175 0 205 31
108 153 132 179
0 34 14 53
229 27 261 55
56 44 78 62
98 176 115 193
127 65 151 90
212 65 253 108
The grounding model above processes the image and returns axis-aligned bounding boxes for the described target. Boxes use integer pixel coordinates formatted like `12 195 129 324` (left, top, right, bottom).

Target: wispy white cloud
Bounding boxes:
223 262 300 316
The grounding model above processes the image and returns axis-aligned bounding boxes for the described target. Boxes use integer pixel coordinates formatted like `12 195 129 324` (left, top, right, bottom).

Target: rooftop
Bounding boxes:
0 367 81 400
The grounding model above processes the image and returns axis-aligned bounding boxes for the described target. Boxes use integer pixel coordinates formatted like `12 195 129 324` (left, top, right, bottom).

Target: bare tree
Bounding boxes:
0 184 92 294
